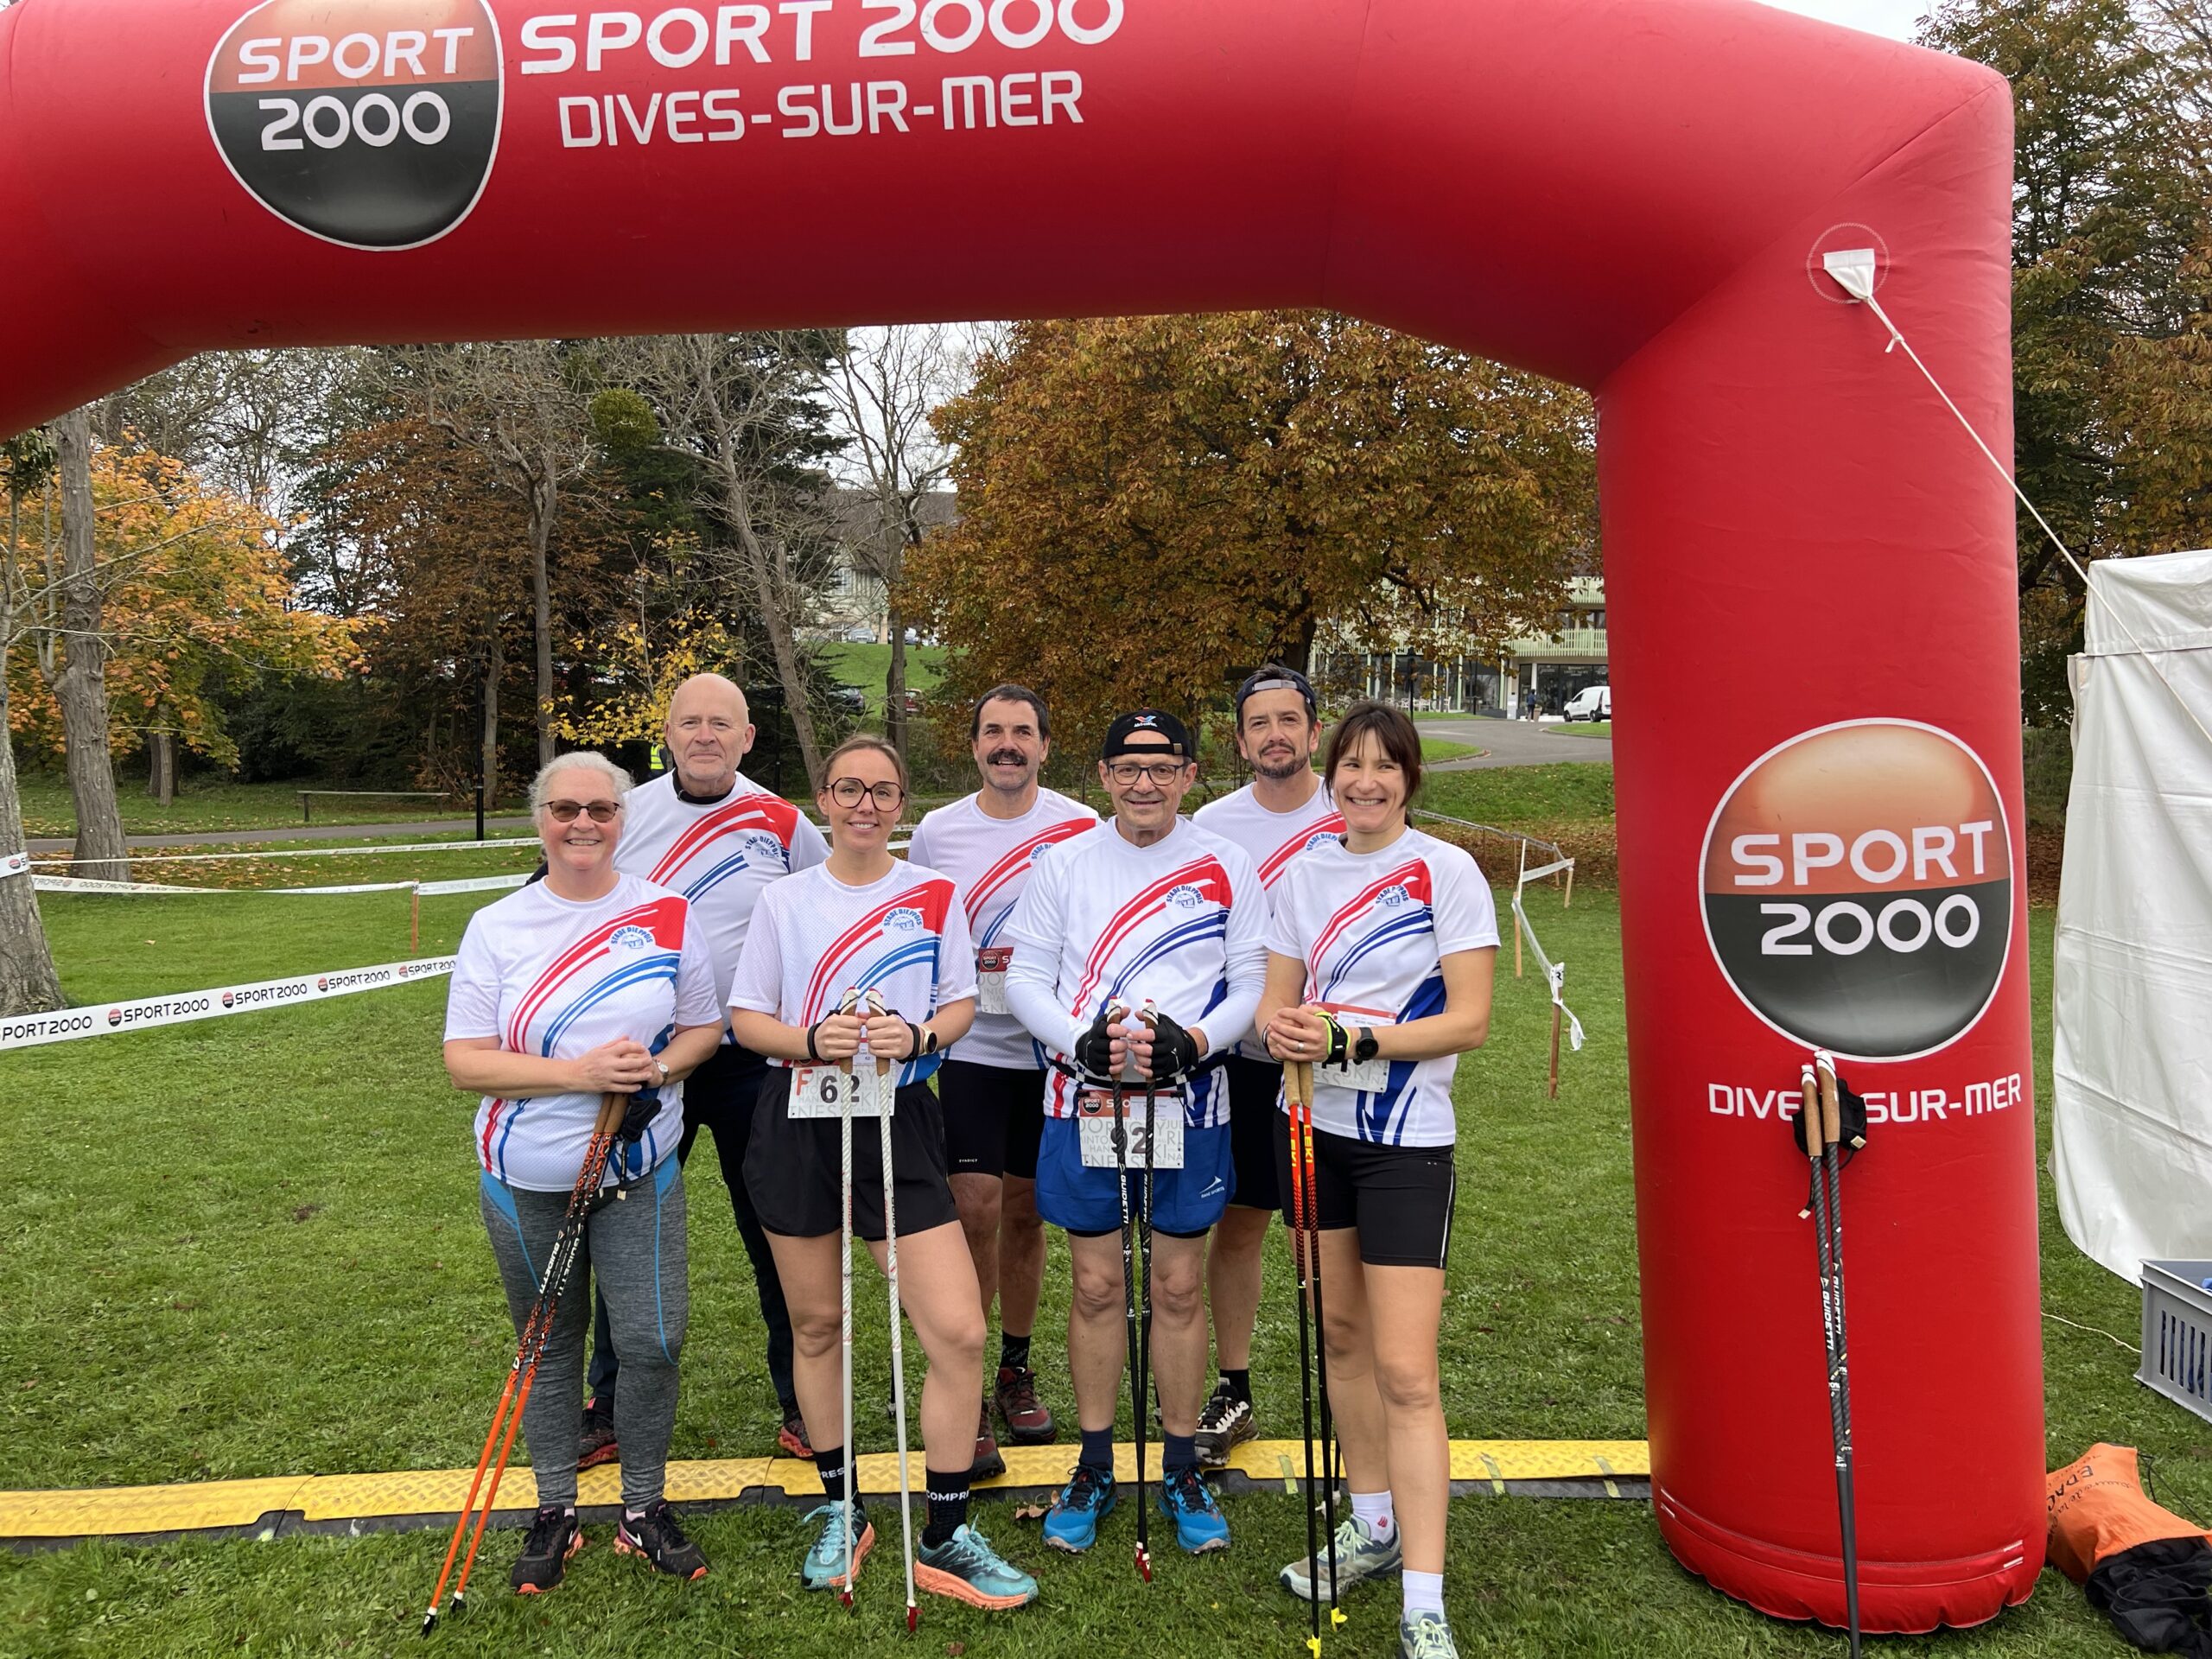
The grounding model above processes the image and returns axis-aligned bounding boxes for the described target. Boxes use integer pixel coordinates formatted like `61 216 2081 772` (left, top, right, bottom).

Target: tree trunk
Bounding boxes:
529 468 557 768
481 634 502 808
0 660 66 1014
148 728 175 804
50 410 129 883
886 603 907 751
746 536 824 788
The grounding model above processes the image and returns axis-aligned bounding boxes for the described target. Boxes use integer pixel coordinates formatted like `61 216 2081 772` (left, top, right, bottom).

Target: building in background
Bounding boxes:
1315 577 1607 716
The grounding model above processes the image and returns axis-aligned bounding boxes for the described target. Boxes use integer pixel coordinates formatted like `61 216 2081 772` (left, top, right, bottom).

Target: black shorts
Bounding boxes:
743 1070 961 1243
1273 1116 1459 1270
937 1058 1047 1181
1222 1053 1282 1212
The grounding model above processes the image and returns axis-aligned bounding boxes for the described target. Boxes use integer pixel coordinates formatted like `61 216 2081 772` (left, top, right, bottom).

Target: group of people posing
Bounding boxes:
442 663 1500 1659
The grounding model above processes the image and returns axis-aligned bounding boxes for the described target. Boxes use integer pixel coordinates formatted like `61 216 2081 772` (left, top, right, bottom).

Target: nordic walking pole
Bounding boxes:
1107 1000 1151 1580
423 1090 624 1635
836 987 862 1609
1135 1002 1163 1585
866 991 919 1632
1298 1028 1344 1637
1815 1051 1863 1658
1287 1057 1325 1657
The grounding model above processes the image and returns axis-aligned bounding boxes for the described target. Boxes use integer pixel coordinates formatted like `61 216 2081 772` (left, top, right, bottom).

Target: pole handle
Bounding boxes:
1801 1067 1823 1159
1816 1054 1842 1147
594 1091 625 1138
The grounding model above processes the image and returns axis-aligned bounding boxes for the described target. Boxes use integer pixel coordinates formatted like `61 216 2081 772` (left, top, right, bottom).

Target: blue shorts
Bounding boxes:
1035 1115 1234 1238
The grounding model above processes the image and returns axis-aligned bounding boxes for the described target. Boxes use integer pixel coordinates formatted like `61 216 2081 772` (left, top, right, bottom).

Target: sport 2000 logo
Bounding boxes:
1699 719 2013 1063
204 0 504 250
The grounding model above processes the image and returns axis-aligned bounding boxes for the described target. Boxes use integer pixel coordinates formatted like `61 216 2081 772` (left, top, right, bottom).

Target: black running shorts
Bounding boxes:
1273 1115 1459 1270
744 1070 961 1243
936 1057 1047 1181
1221 1053 1282 1212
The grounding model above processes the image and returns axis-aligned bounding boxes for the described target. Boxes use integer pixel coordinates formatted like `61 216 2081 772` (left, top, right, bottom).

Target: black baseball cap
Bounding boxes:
1235 664 1317 720
1101 709 1192 760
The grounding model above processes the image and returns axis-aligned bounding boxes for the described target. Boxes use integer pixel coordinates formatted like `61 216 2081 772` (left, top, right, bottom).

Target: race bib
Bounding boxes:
1075 1088 1185 1171
976 946 1012 1016
1316 1008 1395 1096
789 1062 893 1119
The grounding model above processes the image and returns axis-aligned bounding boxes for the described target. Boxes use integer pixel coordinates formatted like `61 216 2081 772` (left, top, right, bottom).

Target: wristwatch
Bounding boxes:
652 1058 670 1086
1352 1027 1380 1065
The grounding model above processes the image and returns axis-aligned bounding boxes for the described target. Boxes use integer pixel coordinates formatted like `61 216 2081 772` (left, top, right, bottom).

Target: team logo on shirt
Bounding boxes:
886 906 925 933
610 925 656 952
1303 831 1338 854
741 830 787 865
1700 719 2012 1061
1166 884 1205 910
1378 885 1411 909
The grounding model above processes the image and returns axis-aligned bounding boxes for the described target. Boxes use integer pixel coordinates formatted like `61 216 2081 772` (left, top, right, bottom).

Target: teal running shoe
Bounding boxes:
915 1523 1039 1609
1156 1465 1230 1554
1399 1610 1461 1657
798 1503 874 1592
1281 1514 1402 1601
1041 1463 1116 1553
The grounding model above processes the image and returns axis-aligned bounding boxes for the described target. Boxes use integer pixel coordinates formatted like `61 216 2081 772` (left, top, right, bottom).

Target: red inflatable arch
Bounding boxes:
0 0 2040 1632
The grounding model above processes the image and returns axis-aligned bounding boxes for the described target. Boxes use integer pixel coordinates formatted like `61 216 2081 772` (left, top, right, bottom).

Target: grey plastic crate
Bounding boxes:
2139 1259 2212 1425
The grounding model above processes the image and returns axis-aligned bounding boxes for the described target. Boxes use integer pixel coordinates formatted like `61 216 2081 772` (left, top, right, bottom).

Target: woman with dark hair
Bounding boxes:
1255 701 1500 1659
729 734 1038 1611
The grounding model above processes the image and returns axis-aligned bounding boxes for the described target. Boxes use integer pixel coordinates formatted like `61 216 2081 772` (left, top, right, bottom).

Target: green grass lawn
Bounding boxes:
1421 763 1614 829
0 872 2195 1656
1419 737 1482 763
819 643 948 707
13 774 526 840
1550 721 1611 739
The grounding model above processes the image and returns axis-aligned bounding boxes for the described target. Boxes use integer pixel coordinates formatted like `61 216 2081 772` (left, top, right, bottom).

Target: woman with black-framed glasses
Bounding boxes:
729 734 1039 1611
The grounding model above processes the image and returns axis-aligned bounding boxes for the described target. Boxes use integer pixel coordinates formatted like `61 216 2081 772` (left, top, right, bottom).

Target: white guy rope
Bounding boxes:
1412 808 1588 1054
28 836 541 868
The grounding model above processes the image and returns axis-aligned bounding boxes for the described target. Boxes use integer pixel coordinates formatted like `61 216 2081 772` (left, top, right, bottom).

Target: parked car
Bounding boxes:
1563 684 1611 721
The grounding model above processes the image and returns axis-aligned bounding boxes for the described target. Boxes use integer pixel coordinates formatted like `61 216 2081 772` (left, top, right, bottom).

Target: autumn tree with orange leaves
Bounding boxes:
905 313 1595 752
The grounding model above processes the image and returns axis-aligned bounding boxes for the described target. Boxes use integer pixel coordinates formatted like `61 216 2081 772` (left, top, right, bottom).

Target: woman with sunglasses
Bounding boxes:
443 753 728 1596
730 734 1039 1611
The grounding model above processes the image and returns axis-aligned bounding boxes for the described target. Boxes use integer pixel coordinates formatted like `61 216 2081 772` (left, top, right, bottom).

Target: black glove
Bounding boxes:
619 1084 663 1145
1074 1003 1121 1079
1145 1011 1202 1084
1315 1011 1350 1068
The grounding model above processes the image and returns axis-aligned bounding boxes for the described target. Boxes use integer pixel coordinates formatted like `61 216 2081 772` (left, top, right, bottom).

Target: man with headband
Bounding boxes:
1003 709 1268 1557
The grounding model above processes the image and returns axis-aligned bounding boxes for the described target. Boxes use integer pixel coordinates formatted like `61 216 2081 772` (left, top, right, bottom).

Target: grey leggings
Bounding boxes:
479 1157 689 1510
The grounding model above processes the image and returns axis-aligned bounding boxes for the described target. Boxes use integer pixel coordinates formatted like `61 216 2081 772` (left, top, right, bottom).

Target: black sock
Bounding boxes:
817 1446 864 1516
1219 1369 1250 1405
1000 1332 1032 1373
923 1467 972 1548
1163 1432 1198 1472
1079 1425 1115 1472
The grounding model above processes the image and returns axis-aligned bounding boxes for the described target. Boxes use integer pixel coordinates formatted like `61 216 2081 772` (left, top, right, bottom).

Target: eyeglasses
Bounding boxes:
1106 760 1186 787
828 777 906 809
543 799 621 823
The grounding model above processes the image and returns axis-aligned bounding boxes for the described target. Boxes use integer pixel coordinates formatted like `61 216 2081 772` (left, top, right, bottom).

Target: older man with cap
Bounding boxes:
580 672 830 1467
1003 709 1267 1560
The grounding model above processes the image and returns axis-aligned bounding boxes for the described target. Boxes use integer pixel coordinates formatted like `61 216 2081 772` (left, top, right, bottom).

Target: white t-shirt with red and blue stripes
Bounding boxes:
728 860 978 1088
1191 778 1343 1058
614 770 829 1019
906 788 1100 1071
1264 828 1500 1147
1002 817 1268 1128
446 873 723 1192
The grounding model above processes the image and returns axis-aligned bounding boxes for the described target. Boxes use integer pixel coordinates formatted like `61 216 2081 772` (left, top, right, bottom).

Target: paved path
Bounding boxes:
25 816 536 854
1428 718 1612 770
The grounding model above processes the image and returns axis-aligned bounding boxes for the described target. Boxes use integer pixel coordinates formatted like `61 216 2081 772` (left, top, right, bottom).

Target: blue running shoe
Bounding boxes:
915 1523 1039 1609
1157 1464 1230 1554
799 1503 874 1592
1041 1463 1116 1553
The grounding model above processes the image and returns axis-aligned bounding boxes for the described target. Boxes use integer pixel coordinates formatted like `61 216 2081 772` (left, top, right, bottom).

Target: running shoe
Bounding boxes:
1156 1464 1231 1554
1040 1463 1116 1553
778 1409 816 1460
1192 1379 1256 1468
914 1523 1039 1609
971 1401 1007 1481
993 1363 1057 1445
799 1502 875 1591
613 1498 709 1580
1399 1610 1461 1658
577 1399 620 1471
511 1505 582 1594
1280 1515 1402 1601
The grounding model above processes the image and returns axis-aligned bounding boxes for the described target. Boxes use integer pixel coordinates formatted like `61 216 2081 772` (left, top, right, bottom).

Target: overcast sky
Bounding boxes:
1755 0 1927 40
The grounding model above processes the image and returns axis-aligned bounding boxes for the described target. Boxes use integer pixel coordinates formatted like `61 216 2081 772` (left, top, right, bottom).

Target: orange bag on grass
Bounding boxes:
2048 1445 2212 1584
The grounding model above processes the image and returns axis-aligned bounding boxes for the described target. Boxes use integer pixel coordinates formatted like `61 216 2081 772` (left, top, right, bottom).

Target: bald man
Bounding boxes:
582 674 830 1465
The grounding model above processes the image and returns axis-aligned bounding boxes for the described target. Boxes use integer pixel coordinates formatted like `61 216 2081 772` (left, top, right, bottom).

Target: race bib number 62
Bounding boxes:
790 1063 892 1119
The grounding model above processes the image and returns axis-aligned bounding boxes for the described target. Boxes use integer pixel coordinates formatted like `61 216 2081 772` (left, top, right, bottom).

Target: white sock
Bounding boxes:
1351 1491 1395 1541
1403 1569 1446 1618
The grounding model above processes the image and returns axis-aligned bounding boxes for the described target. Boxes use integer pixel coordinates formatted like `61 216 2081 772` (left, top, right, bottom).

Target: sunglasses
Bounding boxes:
827 778 906 809
543 799 621 823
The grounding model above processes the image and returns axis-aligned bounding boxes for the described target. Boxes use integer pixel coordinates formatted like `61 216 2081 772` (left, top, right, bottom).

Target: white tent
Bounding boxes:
2054 548 2212 1281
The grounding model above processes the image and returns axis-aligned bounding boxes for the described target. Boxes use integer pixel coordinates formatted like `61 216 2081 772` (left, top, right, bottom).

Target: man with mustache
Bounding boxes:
580 672 830 1468
907 685 1098 1479
1186 664 1343 1465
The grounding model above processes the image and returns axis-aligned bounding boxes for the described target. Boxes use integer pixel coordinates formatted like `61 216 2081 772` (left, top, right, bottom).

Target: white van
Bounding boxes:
1564 683 1611 721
